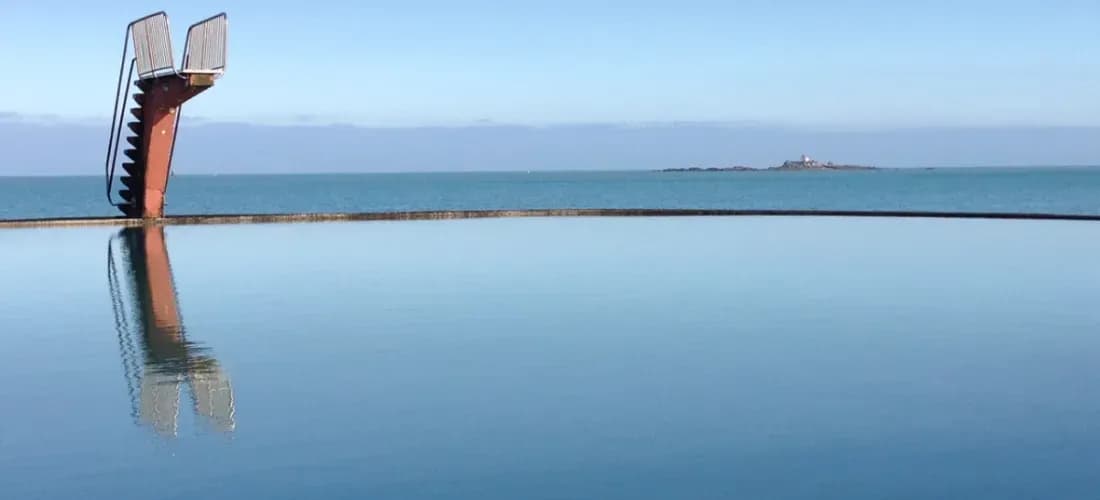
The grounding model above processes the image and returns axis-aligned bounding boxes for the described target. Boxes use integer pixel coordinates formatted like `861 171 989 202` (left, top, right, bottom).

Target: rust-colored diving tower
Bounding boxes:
105 12 228 218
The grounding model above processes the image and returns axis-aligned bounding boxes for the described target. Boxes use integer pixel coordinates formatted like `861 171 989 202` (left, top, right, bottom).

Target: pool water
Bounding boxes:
2 216 1099 499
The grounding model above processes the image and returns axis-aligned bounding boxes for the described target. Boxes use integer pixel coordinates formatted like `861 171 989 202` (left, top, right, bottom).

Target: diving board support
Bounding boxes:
136 77 211 219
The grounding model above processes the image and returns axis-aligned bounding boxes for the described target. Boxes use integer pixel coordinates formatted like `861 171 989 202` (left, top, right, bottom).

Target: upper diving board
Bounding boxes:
128 12 228 81
129 12 175 79
182 13 228 75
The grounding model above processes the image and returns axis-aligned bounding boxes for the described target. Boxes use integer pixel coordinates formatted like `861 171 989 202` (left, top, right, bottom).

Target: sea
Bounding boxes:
2 166 1099 219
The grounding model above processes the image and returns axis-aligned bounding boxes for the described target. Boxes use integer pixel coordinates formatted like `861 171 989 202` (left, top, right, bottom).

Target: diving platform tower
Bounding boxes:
105 12 228 218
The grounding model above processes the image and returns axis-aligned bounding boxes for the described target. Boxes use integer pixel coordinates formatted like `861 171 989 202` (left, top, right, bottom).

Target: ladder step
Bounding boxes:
123 148 139 161
117 202 140 217
127 121 143 134
120 176 139 190
133 93 144 105
126 136 140 148
122 162 143 177
135 80 151 91
130 107 142 119
119 189 134 202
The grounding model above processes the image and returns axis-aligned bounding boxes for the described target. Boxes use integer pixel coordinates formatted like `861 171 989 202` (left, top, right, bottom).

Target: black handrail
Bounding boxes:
104 27 133 207
106 59 135 207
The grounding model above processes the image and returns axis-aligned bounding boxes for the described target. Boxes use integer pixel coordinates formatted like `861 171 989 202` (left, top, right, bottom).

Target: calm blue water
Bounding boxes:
2 167 1100 219
2 216 1100 499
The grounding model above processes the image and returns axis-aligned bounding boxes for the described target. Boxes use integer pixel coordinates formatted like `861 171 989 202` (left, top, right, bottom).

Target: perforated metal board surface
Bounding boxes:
130 12 175 79
183 13 228 74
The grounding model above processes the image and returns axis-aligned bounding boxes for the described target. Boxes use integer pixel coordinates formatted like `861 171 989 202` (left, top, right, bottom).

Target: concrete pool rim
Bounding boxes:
2 209 1099 229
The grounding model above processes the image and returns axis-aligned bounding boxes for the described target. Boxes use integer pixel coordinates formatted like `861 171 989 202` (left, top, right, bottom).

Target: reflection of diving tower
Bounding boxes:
108 227 235 437
104 12 228 218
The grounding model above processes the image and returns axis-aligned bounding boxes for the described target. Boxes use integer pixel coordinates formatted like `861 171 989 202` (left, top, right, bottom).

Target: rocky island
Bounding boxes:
772 155 877 171
660 154 877 172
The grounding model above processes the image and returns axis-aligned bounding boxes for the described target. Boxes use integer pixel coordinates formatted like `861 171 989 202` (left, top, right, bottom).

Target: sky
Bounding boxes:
1 0 1098 128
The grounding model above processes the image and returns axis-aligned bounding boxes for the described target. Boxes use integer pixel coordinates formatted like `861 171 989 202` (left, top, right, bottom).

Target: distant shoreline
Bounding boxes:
658 165 880 172
660 157 879 172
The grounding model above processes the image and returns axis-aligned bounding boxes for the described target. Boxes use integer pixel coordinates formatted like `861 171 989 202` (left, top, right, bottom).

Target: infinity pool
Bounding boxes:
2 216 1099 499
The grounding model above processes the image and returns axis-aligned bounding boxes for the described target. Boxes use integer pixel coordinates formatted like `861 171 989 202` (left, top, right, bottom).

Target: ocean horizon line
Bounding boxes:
4 164 1100 179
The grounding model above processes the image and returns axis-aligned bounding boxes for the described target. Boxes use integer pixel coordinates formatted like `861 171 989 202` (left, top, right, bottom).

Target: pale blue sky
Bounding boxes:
1 0 1097 127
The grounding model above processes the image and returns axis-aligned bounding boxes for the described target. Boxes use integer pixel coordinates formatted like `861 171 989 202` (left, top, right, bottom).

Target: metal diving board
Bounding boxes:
182 13 228 76
129 12 175 80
